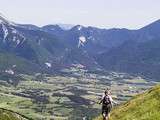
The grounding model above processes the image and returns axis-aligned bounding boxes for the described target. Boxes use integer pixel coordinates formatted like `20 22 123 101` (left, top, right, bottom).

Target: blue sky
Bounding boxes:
0 0 160 29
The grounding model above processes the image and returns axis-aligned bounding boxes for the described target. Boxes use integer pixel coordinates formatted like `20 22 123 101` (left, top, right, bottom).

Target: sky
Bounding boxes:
0 0 160 29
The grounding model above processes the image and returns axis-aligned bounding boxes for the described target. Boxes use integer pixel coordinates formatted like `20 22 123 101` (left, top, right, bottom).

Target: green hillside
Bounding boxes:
0 52 41 74
0 108 30 120
94 85 160 120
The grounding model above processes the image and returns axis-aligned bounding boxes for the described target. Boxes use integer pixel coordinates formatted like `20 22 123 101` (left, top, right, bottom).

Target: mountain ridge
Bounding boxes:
1 14 160 80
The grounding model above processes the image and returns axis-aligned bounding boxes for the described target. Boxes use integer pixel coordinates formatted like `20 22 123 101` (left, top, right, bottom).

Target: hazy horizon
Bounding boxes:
0 0 160 29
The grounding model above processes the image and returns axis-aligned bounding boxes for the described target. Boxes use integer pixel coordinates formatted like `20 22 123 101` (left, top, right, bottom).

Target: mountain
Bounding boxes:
0 108 31 120
97 20 160 81
41 25 134 69
0 15 42 74
1 14 160 80
0 15 67 74
43 25 133 54
16 24 40 30
0 15 100 74
136 19 160 42
42 20 160 80
57 23 74 30
94 85 160 120
97 38 160 80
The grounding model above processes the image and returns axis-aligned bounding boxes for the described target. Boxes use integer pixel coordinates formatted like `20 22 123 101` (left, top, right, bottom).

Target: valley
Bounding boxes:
0 13 160 120
0 67 158 119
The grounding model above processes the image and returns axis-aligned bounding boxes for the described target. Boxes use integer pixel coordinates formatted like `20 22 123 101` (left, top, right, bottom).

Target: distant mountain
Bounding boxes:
42 25 133 55
136 19 160 42
97 20 160 80
57 23 74 30
17 24 40 30
1 14 160 80
0 15 65 74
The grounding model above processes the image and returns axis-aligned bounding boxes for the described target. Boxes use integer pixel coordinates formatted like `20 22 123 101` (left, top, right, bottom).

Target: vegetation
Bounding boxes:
0 68 157 119
94 85 160 120
0 52 41 74
0 108 30 120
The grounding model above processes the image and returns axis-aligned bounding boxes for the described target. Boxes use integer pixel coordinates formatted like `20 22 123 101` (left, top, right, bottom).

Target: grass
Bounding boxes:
0 108 31 120
94 85 160 120
0 69 158 119
0 52 41 74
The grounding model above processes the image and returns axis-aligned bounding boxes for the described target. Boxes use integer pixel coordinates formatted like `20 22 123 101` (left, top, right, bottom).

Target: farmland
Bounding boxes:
0 67 158 119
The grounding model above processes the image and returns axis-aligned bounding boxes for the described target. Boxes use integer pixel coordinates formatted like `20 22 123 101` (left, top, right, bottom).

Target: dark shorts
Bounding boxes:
102 104 112 115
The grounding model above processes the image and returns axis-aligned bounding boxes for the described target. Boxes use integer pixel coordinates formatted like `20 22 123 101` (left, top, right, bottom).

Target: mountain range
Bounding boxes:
0 14 160 80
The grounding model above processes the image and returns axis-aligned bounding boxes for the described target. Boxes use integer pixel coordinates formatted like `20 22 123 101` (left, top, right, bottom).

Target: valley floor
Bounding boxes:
0 68 159 119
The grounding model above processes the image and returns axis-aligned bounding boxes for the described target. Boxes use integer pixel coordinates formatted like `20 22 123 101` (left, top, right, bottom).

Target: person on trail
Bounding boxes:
99 89 117 120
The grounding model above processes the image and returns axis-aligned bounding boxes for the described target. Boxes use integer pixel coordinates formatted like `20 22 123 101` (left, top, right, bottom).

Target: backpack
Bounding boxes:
102 95 111 105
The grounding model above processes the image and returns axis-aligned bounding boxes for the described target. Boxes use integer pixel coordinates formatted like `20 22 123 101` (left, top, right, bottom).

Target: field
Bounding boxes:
0 67 158 120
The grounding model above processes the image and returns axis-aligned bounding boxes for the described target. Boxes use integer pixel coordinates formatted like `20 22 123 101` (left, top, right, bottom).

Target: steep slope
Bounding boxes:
42 25 133 55
0 14 66 73
97 20 160 81
0 14 100 72
97 37 160 81
0 52 42 74
136 19 160 42
0 108 30 120
0 15 43 74
1 13 160 77
94 85 160 120
42 25 134 70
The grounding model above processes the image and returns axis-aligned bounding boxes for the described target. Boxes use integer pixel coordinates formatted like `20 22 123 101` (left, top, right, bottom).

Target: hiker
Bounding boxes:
99 89 117 120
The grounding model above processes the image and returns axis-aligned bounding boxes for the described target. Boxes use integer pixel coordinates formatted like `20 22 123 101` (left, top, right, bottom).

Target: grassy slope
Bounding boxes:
0 52 41 74
0 108 30 120
94 85 160 120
